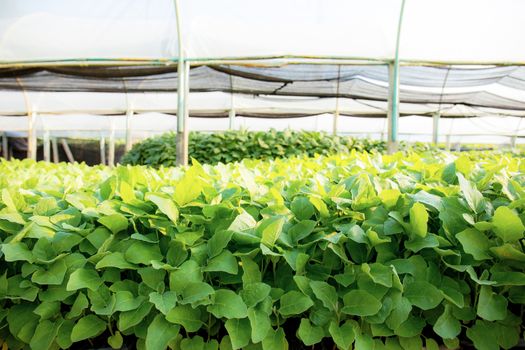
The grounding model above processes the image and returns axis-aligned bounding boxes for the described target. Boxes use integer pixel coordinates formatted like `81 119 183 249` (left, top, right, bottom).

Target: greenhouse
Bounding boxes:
0 1 524 349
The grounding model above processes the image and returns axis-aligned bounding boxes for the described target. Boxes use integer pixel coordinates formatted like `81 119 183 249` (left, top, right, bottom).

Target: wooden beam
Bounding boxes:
51 137 59 163
60 139 75 163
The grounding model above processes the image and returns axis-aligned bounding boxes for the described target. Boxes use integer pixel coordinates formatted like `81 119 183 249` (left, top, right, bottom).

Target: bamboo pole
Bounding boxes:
51 137 59 163
60 139 75 163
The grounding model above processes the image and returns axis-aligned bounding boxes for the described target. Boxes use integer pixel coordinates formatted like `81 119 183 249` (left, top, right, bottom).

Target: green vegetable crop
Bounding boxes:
0 151 524 349
120 130 386 167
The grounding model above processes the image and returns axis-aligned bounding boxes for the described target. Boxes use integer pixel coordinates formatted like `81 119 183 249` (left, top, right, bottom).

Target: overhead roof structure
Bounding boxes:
1 0 525 162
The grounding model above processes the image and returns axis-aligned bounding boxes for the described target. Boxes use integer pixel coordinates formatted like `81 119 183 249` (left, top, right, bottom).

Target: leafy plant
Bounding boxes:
0 151 524 350
121 130 385 167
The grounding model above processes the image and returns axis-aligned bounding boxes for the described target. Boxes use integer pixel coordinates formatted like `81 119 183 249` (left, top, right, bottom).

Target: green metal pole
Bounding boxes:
388 0 406 154
174 0 188 166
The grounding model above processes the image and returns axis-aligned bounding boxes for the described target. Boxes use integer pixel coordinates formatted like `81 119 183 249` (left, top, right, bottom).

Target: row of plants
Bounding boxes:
0 151 524 349
120 130 388 167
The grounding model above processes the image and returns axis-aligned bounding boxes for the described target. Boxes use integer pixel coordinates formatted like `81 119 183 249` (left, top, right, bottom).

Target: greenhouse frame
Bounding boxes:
1 0 525 165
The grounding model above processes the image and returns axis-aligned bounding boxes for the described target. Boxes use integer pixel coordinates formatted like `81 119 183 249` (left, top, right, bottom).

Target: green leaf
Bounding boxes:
279 290 314 316
2 242 34 262
203 250 238 275
492 206 524 242
240 282 271 307
70 315 106 342
477 285 507 321
490 243 525 262
329 321 355 350
96 252 138 269
33 301 60 320
30 319 60 350
180 336 219 350
297 318 324 346
181 282 215 305
341 290 382 316
399 335 422 350
409 202 428 237
466 320 499 350
291 197 315 220
118 302 153 331
225 318 251 350
207 230 234 258
240 256 262 285
125 241 163 265
149 291 178 315
108 331 123 349
288 220 317 243
146 314 180 350
208 289 248 319
433 305 461 339
170 260 203 291
66 292 89 319
147 194 179 224
30 257 67 286
310 280 338 311
456 228 491 260
66 268 103 291
98 213 128 234
262 327 288 350
457 173 485 213
174 170 203 206
259 216 286 248
247 306 272 343
166 305 203 332
114 291 143 312
404 281 443 310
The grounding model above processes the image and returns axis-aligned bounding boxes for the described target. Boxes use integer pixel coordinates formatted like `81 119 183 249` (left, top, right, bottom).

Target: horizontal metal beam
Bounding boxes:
2 56 525 69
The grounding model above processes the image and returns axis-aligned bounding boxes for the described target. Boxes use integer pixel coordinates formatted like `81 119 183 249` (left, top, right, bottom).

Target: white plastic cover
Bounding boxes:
1 0 525 64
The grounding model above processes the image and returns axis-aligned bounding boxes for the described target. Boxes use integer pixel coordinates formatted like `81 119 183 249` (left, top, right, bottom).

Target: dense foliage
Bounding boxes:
0 152 524 350
120 130 387 166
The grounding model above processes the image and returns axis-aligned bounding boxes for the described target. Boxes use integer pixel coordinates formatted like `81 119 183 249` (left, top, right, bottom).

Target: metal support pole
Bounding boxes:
333 65 342 135
108 120 116 167
100 136 106 165
387 0 406 154
333 112 340 136
432 112 440 145
28 111 37 160
125 109 133 152
43 129 50 162
387 63 399 153
51 137 59 163
1 133 8 159
174 0 188 166
446 135 451 151
181 59 190 165
228 109 236 130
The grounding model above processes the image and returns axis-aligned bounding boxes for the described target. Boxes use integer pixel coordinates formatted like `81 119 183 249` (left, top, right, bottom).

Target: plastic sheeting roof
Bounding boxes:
1 0 525 64
1 1 525 121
